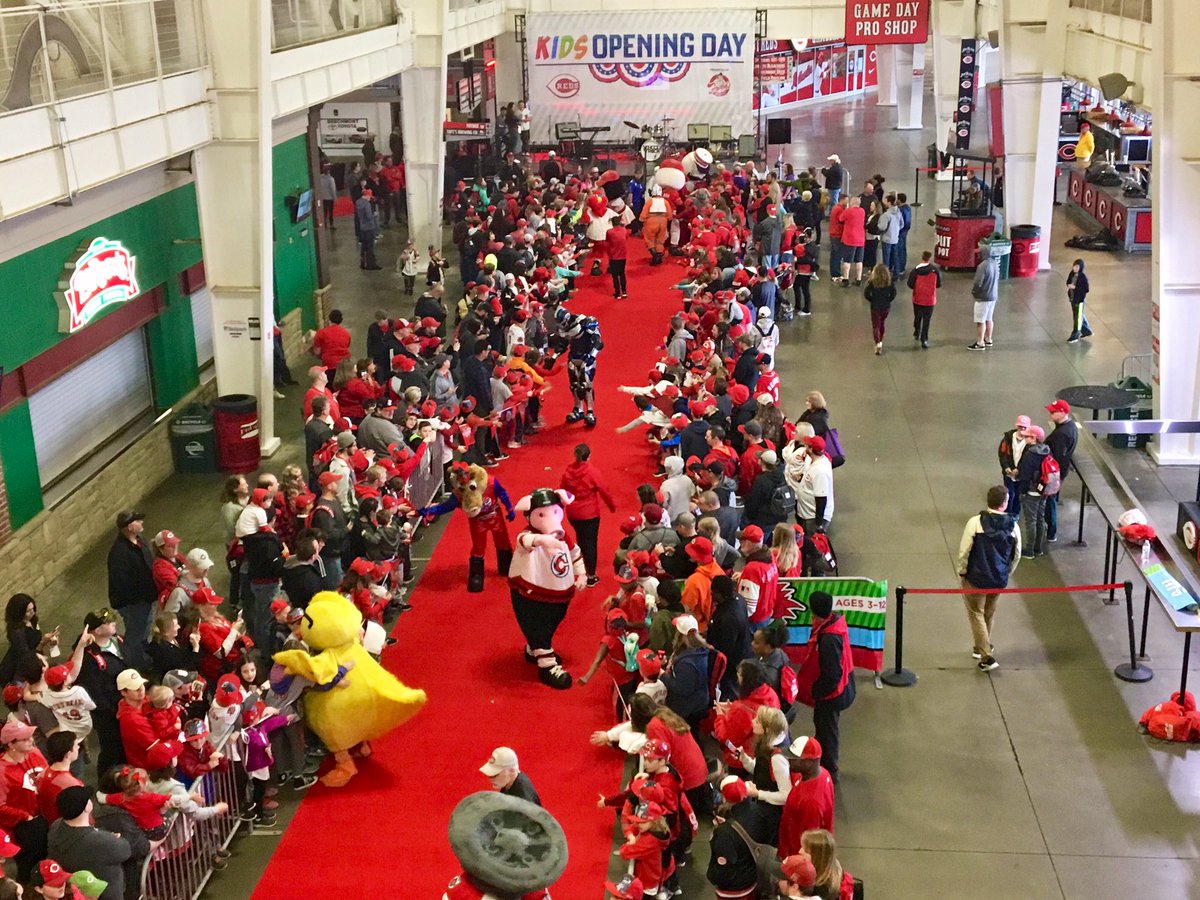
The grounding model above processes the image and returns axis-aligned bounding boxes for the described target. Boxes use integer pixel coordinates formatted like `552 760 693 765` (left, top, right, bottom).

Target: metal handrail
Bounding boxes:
0 0 206 117
270 0 400 52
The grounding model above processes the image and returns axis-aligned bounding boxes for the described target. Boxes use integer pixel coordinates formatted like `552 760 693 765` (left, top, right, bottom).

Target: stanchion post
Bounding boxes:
1115 580 1153 683
881 585 917 687
1073 475 1088 547
912 168 921 208
1101 526 1113 601
1138 585 1151 659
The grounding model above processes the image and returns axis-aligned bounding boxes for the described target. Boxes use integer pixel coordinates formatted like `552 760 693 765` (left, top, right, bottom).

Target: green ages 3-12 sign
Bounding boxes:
56 237 140 333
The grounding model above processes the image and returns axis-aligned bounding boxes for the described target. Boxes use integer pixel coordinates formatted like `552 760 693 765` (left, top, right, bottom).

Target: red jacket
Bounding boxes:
712 683 781 766
647 718 707 791
777 766 836 858
312 324 352 370
0 751 46 828
828 203 846 239
118 700 182 771
738 551 780 627
337 376 384 421
560 461 616 521
606 225 629 260
840 207 866 248
796 614 854 707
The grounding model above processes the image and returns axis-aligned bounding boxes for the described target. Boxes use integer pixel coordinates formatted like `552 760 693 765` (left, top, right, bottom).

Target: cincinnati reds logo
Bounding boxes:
549 75 580 97
550 551 571 578
707 73 730 96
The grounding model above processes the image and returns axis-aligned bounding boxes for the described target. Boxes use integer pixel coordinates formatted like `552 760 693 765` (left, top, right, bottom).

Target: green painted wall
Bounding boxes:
146 277 200 410
0 186 203 374
272 137 319 331
0 402 43 528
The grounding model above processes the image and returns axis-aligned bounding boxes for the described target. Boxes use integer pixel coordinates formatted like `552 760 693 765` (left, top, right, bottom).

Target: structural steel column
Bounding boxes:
998 0 1067 266
403 12 449 255
1150 0 1200 463
193 0 279 456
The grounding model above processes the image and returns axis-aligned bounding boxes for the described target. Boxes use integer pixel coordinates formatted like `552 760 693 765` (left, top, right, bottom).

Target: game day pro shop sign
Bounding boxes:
845 1 929 44
527 11 755 145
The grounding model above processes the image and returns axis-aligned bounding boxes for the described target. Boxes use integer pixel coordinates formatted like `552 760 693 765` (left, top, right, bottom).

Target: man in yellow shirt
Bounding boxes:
1074 122 1094 168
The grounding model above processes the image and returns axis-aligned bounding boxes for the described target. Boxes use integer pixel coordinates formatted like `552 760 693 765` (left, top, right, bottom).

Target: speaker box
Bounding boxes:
1177 501 1200 560
766 119 791 145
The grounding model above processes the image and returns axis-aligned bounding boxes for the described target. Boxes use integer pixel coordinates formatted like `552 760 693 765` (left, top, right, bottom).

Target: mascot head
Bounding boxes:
586 192 608 218
449 462 490 517
447 792 568 898
682 148 713 179
515 488 573 534
297 591 364 651
653 158 686 193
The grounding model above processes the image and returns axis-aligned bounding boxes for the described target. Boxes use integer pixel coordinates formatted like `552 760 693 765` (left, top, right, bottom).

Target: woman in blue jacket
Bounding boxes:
662 619 713 729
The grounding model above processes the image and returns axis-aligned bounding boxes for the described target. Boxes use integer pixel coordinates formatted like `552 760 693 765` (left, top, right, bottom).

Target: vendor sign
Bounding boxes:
845 1 929 45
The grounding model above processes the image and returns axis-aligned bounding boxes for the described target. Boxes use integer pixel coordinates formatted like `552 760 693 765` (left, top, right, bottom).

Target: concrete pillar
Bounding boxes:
402 17 449 254
193 0 279 457
1150 0 1200 463
895 44 926 130
998 0 1067 265
876 45 898 107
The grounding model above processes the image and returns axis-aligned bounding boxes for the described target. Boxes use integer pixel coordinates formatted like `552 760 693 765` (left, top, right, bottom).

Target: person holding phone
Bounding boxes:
193 587 252 683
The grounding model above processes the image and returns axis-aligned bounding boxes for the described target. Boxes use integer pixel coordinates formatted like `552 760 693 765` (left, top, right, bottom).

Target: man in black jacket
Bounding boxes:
743 451 788 533
730 335 760 393
106 511 155 670
75 608 127 775
1044 400 1078 543
707 776 773 898
311 473 349 588
241 524 285 655
414 284 448 335
706 575 751 699
48 786 135 900
281 531 327 611
365 309 392 382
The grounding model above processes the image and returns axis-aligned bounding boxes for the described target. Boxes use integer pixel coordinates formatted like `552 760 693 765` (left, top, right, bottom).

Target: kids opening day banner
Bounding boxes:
527 11 756 145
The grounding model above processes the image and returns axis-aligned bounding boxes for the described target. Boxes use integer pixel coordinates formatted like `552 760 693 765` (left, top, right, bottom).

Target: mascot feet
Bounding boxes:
584 413 597 428
353 741 373 759
565 409 584 424
525 645 560 665
496 549 513 577
535 650 572 689
320 752 358 788
468 556 485 593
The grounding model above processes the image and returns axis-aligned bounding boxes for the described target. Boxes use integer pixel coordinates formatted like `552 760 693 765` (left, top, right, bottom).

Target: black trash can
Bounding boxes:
169 403 217 473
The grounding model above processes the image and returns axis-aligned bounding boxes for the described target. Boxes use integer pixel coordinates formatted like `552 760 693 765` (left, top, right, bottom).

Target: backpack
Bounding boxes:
1040 454 1062 496
762 655 799 705
728 818 784 899
805 532 838 576
770 482 797 518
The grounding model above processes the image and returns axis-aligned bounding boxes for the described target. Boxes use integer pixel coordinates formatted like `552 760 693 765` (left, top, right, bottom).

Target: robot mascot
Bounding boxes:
508 488 586 689
443 792 568 899
552 306 604 428
417 461 515 593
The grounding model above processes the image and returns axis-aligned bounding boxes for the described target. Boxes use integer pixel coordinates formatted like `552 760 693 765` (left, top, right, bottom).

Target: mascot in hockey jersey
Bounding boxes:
508 488 586 689
553 307 603 427
417 462 515 593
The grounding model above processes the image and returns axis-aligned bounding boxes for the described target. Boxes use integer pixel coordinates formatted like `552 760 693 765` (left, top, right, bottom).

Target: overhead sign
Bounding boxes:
527 11 755 144
57 238 139 333
845 0 929 45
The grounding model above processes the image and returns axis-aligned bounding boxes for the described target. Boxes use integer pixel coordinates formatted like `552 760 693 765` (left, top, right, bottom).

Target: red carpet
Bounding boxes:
254 242 682 897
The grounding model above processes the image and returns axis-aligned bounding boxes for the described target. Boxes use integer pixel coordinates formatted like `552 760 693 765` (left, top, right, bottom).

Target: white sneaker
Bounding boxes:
272 389 285 399
811 273 821 282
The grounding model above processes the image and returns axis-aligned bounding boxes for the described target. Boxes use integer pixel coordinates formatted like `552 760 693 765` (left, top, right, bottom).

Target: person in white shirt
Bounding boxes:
517 100 532 150
660 456 697 522
793 435 834 534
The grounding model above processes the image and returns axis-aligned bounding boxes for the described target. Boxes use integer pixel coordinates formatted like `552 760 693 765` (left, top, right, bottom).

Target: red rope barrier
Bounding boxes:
905 583 1123 595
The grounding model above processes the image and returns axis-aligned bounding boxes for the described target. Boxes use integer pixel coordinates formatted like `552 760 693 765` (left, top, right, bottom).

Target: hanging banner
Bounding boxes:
779 577 889 672
845 0 929 45
954 38 977 150
526 10 755 145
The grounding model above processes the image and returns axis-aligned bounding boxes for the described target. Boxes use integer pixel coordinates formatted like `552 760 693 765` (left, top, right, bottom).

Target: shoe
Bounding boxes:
507 441 522 449
364 265 382 271
254 812 277 826
967 342 986 351
854 280 862 286
1022 553 1036 560
1081 328 1093 338
565 410 584 424
978 656 1000 672
481 458 498 468
586 576 600 587
584 413 597 428
1048 535 1058 542
1067 332 1080 343
841 280 850 288
811 274 820 282
799 310 812 316
538 662 573 689
971 645 995 660
984 340 993 347
292 774 318 790
212 855 229 870
272 389 285 399
495 451 510 460
921 341 929 349
914 332 920 341
239 804 259 822
874 342 882 355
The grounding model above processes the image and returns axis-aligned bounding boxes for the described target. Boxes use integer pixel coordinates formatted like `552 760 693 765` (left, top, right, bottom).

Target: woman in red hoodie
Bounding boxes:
711 658 781 770
560 444 616 587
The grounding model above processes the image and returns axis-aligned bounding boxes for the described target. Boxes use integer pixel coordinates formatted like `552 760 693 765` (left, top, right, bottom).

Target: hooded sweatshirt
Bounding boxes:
681 559 724 633
661 458 697 523
560 460 616 521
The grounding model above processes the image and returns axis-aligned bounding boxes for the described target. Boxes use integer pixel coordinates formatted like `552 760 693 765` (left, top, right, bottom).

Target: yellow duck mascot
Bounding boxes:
273 591 426 786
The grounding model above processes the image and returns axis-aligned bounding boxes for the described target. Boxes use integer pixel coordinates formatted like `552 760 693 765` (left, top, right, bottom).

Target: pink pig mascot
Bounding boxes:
507 488 586 689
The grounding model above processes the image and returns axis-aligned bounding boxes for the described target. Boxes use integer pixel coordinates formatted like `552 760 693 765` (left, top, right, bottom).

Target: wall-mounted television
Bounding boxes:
293 189 313 223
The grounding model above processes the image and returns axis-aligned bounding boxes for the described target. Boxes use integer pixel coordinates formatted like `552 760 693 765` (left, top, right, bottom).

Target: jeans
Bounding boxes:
962 581 999 657
828 188 841 208
119 601 153 669
913 304 933 342
829 237 844 275
897 233 908 272
796 275 812 313
1044 491 1060 540
1003 476 1022 517
321 553 343 590
863 238 878 269
882 241 901 280
245 580 280 655
1020 494 1047 556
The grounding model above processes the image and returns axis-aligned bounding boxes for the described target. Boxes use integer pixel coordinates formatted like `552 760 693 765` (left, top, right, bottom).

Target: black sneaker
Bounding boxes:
255 812 277 827
984 340 993 347
1080 327 1093 338
1067 332 1080 344
239 804 259 822
292 774 318 791
978 656 999 672
586 576 600 587
967 342 986 351
921 341 929 349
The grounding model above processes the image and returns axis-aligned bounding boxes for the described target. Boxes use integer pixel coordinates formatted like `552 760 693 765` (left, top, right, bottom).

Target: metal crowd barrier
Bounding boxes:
140 717 244 900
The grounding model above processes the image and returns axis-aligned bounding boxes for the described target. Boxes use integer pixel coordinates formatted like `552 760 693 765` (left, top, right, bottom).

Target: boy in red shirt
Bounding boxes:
311 309 352 376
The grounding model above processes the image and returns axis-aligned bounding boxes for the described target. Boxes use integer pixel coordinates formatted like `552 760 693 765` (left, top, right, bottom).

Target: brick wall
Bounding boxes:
0 456 10 546
0 377 218 602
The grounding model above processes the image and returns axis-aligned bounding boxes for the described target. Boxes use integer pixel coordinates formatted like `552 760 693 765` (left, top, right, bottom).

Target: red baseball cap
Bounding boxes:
604 875 645 900
318 471 343 486
781 854 817 887
270 599 290 615
738 524 765 543
685 536 714 563
619 515 641 536
802 435 826 455
0 828 19 858
37 860 71 888
636 649 662 678
719 775 748 804
789 735 823 760
639 738 671 761
1046 399 1071 414
44 665 72 688
191 586 223 606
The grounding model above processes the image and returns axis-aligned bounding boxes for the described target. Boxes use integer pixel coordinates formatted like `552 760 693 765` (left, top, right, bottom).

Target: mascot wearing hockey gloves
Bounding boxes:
554 307 604 428
418 462 515 593
508 488 586 689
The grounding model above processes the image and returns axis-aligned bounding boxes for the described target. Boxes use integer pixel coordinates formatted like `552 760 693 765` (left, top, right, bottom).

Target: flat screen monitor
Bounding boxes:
294 189 313 223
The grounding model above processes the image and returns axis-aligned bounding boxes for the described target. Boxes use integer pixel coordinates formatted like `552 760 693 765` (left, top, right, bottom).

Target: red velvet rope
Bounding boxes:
904 583 1125 595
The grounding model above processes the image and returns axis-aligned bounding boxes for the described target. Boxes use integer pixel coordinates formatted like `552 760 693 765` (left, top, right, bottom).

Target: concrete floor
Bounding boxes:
22 92 1200 899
